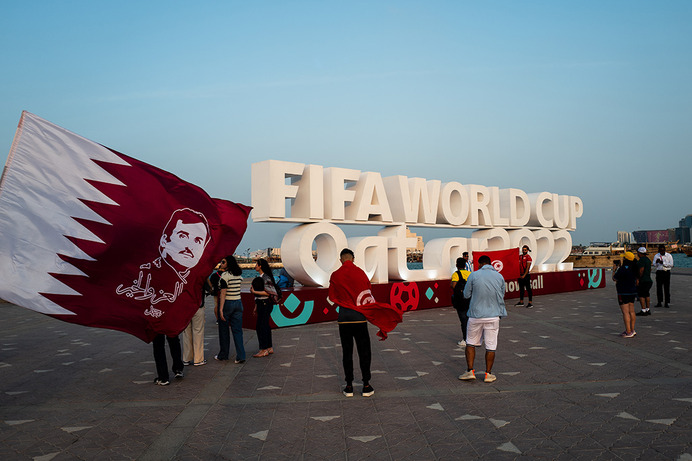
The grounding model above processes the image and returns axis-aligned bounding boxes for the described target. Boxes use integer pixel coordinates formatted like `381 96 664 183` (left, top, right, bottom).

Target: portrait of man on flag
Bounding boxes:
116 207 213 319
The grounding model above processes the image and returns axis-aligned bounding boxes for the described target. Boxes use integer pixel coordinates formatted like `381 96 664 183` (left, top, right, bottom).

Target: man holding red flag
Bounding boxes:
328 248 403 397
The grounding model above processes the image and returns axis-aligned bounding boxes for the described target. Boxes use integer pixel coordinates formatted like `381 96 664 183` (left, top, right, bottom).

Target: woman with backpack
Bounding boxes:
215 255 246 363
250 258 280 358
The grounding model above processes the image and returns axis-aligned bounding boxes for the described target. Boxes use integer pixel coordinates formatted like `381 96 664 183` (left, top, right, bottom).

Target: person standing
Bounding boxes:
635 247 653 316
515 245 534 308
251 258 278 358
613 252 638 338
276 267 295 290
153 333 184 386
329 249 373 397
462 252 473 272
215 255 246 363
450 257 471 347
652 245 674 307
328 248 402 398
182 278 207 367
459 255 507 384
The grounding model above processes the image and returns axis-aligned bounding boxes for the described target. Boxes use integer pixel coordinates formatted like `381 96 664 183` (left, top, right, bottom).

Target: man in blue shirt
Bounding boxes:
459 255 507 383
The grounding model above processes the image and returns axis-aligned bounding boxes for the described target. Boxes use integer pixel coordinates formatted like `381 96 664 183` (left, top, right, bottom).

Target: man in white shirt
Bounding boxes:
652 245 674 308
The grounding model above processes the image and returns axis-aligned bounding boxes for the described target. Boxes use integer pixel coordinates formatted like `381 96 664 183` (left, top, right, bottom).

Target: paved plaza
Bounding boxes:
1 269 692 460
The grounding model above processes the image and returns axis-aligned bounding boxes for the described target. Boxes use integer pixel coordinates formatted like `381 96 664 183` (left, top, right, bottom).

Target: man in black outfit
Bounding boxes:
153 334 184 386
328 249 374 398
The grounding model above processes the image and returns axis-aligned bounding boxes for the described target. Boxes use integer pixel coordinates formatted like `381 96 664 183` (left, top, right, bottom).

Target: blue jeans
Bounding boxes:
218 299 245 361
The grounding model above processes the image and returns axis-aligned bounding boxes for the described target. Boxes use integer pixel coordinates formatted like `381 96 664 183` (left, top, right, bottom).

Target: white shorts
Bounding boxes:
466 317 500 351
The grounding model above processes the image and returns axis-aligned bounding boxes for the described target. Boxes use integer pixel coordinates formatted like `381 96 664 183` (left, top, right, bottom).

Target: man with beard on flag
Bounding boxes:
328 248 403 398
0 112 251 359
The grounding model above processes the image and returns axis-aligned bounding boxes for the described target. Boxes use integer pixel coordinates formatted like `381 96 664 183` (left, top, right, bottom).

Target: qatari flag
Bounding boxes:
473 248 520 281
0 112 251 342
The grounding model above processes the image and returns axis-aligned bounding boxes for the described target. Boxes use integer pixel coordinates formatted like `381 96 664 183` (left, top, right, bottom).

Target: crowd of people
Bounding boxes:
151 256 280 385
612 245 674 338
151 244 673 392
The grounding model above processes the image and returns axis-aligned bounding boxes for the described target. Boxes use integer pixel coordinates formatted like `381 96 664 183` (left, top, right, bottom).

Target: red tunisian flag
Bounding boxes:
328 260 403 340
473 248 520 281
0 112 251 342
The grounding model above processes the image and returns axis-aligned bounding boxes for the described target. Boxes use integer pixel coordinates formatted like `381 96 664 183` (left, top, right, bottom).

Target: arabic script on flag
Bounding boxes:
0 112 251 342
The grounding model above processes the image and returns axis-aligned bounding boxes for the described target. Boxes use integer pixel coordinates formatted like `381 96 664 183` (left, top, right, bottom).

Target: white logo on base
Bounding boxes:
356 289 375 306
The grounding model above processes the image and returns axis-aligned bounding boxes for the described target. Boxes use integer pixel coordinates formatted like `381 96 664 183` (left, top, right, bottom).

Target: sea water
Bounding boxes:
238 253 691 280
672 253 692 268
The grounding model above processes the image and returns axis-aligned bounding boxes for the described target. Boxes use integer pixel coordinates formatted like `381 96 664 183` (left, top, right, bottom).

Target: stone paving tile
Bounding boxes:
302 432 347 459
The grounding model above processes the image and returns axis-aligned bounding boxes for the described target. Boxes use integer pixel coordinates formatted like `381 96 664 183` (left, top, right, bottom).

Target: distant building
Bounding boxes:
616 231 632 244
406 228 425 253
676 214 692 244
633 229 676 244
249 249 267 260
267 247 281 260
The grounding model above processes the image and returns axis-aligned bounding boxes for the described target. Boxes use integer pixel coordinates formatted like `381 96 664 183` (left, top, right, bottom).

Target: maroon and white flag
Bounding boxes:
0 112 251 342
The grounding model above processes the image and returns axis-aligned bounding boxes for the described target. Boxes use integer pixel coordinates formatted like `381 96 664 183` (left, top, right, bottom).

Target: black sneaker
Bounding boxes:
182 361 191 366
154 378 169 386
664 304 670 308
654 303 662 307
343 385 354 397
515 301 524 306
636 310 651 316
526 303 534 309
174 370 184 379
362 384 374 397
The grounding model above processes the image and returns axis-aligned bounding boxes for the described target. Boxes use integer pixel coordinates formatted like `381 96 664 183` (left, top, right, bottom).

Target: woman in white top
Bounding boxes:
215 255 245 363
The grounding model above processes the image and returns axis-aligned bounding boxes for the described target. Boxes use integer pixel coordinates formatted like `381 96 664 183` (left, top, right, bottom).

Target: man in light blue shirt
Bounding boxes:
459 255 507 383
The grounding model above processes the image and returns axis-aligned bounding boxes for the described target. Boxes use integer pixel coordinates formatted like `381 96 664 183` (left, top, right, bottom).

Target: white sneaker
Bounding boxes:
457 340 466 347
459 370 476 381
484 372 497 383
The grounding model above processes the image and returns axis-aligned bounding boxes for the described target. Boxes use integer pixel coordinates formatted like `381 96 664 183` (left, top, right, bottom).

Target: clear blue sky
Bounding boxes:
1 1 691 252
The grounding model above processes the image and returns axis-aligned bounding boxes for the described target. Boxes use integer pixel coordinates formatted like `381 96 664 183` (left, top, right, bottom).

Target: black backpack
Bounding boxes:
452 270 467 301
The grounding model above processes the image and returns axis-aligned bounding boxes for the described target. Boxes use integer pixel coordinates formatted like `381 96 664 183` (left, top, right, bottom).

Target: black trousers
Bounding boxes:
255 299 273 349
452 296 469 341
656 270 671 304
339 322 371 385
454 307 469 341
153 334 183 381
518 275 533 302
